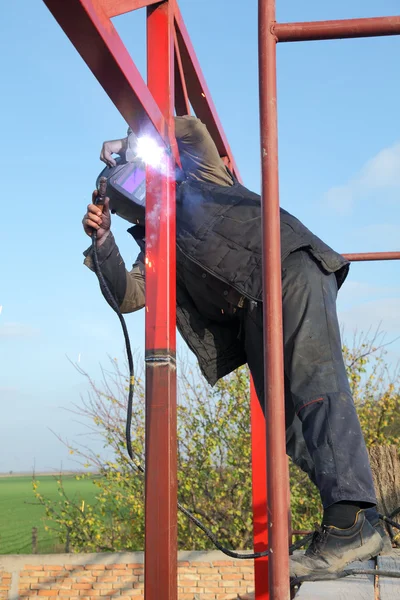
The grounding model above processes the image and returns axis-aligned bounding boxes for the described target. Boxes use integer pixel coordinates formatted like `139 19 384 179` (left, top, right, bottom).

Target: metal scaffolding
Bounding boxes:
42 1 400 600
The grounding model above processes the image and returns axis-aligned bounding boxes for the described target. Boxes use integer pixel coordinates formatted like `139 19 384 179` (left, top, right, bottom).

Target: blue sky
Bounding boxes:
1 0 399 472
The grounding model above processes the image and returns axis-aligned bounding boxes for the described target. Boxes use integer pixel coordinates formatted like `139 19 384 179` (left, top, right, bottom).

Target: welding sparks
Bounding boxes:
136 135 164 168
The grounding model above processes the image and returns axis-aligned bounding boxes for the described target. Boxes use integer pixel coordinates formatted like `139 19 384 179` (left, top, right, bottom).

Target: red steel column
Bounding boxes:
259 1 290 598
250 380 269 600
145 2 177 600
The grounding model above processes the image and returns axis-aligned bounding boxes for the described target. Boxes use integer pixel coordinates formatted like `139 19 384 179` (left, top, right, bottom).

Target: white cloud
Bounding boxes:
0 322 40 338
324 142 400 215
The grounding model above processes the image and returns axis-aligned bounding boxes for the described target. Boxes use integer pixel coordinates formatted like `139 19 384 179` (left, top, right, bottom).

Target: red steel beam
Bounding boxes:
174 5 240 179
101 0 160 18
274 15 400 43
174 28 191 116
145 2 177 600
42 0 167 141
251 378 270 600
343 251 400 262
259 0 290 598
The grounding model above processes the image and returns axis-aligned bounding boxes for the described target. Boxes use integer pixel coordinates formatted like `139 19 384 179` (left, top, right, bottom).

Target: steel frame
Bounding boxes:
258 3 400 598
41 1 400 599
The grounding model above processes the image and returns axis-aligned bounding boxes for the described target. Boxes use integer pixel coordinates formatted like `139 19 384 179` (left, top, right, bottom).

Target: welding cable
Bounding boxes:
381 508 400 545
90 229 400 564
91 229 136 466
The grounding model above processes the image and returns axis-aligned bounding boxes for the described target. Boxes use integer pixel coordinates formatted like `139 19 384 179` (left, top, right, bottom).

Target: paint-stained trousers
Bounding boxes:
242 248 377 509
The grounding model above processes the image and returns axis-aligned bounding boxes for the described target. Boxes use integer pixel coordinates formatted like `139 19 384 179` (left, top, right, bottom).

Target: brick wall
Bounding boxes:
0 552 254 600
0 572 11 600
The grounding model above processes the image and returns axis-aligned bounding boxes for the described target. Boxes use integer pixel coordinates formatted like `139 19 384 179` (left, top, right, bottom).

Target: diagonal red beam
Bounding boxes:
101 0 161 18
174 28 191 116
42 0 166 141
174 5 240 179
274 15 400 43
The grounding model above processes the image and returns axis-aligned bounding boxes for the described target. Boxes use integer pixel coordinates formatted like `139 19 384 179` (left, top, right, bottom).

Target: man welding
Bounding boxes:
82 116 386 578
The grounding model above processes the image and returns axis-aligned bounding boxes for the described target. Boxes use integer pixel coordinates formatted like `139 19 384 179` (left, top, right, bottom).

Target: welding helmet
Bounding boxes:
96 158 146 226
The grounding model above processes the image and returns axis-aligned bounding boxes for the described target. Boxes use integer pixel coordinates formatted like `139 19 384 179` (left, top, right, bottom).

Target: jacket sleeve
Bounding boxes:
83 232 145 313
129 116 233 186
174 116 233 187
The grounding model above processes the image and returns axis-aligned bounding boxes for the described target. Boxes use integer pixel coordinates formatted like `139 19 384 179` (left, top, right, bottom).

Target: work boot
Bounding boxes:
365 507 393 554
289 510 383 579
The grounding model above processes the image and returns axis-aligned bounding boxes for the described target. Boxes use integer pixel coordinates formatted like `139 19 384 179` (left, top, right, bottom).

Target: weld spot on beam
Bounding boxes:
145 350 176 366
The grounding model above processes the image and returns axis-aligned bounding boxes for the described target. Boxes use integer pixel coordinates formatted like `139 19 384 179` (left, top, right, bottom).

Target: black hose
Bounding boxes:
91 229 137 467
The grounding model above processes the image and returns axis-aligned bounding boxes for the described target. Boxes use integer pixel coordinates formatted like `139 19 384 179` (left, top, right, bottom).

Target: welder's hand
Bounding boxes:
100 137 128 167
82 191 111 244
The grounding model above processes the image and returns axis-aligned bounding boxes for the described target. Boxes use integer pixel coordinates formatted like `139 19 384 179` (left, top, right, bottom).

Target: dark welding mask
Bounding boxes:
96 158 146 226
96 130 180 225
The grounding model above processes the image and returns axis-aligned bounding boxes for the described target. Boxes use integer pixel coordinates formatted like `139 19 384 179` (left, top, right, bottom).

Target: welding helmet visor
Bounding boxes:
96 158 146 226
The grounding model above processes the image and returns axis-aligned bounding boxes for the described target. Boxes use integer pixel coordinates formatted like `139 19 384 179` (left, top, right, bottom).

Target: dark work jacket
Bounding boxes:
130 178 350 385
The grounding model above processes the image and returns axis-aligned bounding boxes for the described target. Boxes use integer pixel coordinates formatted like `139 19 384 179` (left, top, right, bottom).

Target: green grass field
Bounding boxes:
0 475 99 554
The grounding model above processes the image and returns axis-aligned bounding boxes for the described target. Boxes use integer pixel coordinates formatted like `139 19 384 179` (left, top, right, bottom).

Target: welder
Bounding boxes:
82 115 386 578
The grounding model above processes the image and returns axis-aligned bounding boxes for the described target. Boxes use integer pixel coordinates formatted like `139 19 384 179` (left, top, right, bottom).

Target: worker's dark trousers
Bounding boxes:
243 249 377 509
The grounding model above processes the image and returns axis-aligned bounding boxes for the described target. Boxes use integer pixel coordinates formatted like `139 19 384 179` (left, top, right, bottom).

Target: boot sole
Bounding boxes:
374 524 393 555
290 531 384 578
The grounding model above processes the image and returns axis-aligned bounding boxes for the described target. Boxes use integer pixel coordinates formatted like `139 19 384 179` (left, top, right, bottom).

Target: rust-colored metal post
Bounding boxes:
259 0 290 598
250 379 269 600
274 15 400 43
343 251 400 262
145 2 177 600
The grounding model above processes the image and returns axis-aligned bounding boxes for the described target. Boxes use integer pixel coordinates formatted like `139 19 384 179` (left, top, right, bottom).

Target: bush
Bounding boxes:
35 333 400 551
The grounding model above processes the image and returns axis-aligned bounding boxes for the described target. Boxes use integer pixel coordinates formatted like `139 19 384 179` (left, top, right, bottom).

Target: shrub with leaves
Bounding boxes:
34 357 253 552
35 331 400 551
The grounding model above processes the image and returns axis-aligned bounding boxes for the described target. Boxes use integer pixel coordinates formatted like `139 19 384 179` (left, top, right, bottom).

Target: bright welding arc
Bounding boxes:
136 135 164 169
